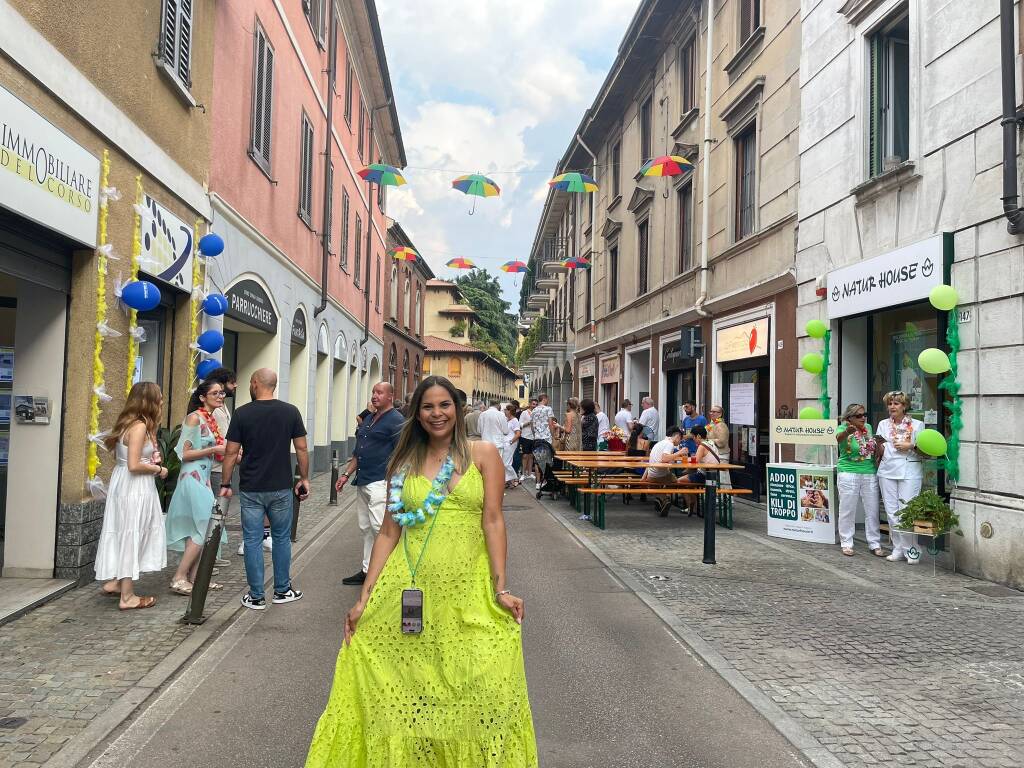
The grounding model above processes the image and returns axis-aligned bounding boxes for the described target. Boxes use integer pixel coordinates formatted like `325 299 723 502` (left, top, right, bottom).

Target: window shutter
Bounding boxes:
638 222 649 295
177 0 193 87
341 190 350 268
869 34 882 177
252 33 265 155
162 0 178 67
326 163 334 245
261 45 274 161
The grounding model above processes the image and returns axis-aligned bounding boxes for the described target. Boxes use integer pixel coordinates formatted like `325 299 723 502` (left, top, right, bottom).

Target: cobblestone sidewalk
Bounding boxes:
536 489 1024 768
0 482 353 768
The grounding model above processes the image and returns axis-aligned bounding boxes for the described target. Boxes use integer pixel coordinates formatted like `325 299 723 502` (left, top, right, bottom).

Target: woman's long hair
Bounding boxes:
104 382 162 451
187 379 221 414
386 376 473 479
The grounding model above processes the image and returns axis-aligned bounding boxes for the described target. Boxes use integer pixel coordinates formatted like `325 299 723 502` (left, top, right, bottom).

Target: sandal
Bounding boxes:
208 581 224 590
872 548 888 558
169 579 193 596
119 595 157 611
841 548 854 557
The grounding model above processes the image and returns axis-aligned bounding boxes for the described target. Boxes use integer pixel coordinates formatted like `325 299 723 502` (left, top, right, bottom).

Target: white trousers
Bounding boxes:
502 441 518 481
878 476 922 555
356 480 387 572
837 472 880 550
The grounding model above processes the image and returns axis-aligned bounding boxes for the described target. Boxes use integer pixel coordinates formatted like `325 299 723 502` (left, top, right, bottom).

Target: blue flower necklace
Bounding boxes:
388 453 455 527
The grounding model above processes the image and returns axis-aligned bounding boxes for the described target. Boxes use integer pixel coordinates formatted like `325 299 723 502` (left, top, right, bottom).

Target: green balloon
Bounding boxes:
805 319 828 339
929 284 959 311
801 352 824 375
917 429 947 457
799 406 822 420
918 347 950 374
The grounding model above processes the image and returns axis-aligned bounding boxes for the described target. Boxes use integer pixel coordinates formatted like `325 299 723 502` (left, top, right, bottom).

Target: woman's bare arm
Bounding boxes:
181 412 219 461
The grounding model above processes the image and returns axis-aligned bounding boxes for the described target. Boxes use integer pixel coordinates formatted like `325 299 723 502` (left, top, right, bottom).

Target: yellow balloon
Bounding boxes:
805 320 828 339
929 284 958 312
917 348 950 375
801 353 824 375
917 429 947 457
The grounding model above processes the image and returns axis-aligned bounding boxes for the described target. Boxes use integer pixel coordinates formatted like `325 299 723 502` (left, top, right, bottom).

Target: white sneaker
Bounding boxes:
237 541 245 556
885 551 905 562
263 536 273 551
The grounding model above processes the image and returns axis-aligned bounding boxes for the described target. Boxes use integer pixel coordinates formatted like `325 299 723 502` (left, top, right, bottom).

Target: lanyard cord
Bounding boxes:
403 511 440 586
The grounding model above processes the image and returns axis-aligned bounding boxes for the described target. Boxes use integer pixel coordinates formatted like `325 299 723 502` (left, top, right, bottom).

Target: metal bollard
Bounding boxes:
290 464 301 542
181 502 224 625
329 450 339 506
702 472 718 565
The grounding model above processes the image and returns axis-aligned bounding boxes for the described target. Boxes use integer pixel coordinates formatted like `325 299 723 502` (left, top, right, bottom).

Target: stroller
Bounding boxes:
531 440 559 500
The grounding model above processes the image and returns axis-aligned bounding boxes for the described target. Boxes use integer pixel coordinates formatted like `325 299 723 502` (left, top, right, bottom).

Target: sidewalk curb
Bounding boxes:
46 491 357 768
534 491 844 768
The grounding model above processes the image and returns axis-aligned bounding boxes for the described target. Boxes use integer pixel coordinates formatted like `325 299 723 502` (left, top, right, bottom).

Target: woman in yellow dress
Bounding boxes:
305 376 537 767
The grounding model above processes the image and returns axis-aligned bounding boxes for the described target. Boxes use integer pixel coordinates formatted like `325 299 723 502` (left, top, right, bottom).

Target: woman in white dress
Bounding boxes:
504 403 522 487
95 382 168 610
875 390 925 564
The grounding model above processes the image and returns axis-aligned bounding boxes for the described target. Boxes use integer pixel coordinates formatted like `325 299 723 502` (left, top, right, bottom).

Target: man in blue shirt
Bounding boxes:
336 381 405 585
681 401 707 456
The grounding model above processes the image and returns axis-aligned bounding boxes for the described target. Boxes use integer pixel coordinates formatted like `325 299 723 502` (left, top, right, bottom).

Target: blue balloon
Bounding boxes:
196 329 224 354
196 359 221 379
202 293 228 316
198 233 224 257
121 280 161 311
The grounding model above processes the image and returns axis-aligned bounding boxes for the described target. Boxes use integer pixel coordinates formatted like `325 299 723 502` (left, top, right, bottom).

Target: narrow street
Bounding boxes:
80 490 806 768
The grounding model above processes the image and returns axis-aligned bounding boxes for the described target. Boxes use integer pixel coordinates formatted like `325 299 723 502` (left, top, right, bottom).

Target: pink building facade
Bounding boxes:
207 0 404 469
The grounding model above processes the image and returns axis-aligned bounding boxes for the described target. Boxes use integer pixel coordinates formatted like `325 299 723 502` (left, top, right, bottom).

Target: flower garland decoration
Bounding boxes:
196 407 225 462
848 426 876 461
125 175 143 395
188 219 203 388
86 150 112 486
818 329 832 419
938 311 962 483
388 455 455 527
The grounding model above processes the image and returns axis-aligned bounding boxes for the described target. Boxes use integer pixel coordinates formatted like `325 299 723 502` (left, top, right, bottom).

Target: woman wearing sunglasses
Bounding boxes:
836 403 885 557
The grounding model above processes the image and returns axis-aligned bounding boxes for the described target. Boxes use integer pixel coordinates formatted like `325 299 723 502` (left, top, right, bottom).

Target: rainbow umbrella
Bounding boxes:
562 257 591 270
446 257 475 269
452 174 500 215
500 261 528 273
358 163 407 186
637 155 693 177
390 247 418 262
549 172 598 193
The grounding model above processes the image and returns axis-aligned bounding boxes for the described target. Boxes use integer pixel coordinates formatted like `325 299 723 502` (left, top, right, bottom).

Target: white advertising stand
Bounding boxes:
766 420 839 544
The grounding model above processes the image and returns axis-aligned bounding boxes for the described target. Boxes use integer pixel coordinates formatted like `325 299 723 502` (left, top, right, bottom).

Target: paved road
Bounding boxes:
83 490 807 768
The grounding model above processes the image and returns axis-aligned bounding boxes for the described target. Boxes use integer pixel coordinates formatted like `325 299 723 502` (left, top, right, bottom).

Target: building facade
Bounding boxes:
206 0 404 473
0 0 215 584
796 0 1024 587
521 0 801 495
384 221 433 402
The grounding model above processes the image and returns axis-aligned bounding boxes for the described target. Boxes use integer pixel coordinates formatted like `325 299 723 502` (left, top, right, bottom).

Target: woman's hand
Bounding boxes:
157 466 168 479
344 600 365 646
152 450 163 465
497 592 524 624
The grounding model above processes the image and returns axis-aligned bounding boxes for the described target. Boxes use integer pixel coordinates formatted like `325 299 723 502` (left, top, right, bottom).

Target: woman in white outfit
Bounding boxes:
94 382 168 610
835 403 886 558
503 403 522 487
875 391 925 564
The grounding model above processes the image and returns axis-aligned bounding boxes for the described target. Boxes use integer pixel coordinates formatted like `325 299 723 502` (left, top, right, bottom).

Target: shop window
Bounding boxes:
678 180 693 273
611 140 621 199
159 0 193 90
609 243 619 311
448 357 461 378
298 112 314 226
680 36 696 115
344 54 353 127
739 0 760 45
637 219 649 295
868 11 910 178
735 123 756 240
639 95 653 163
340 189 350 271
354 214 362 286
249 20 274 174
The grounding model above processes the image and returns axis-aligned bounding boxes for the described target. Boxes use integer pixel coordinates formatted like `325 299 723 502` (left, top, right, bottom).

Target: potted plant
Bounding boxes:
897 490 959 535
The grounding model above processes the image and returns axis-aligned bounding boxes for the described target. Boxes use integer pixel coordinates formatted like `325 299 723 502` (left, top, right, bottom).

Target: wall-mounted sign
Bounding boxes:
13 394 50 424
225 279 278 334
0 85 101 246
729 382 756 426
578 359 596 379
291 309 307 346
599 355 620 382
138 193 193 292
771 418 839 445
716 318 769 362
766 463 836 544
826 233 951 319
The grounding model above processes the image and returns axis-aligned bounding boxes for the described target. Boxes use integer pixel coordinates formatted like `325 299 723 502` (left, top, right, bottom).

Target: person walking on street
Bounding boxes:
219 368 309 610
530 393 555 489
503 403 521 487
519 397 537 483
303 376 536 767
479 399 509 453
336 382 405 586
466 401 485 439
681 401 707 456
95 382 167 610
165 379 226 596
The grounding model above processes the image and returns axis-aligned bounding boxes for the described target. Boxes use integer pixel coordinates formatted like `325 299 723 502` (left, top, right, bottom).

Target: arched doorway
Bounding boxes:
332 333 349 459
288 306 310 422
313 322 331 471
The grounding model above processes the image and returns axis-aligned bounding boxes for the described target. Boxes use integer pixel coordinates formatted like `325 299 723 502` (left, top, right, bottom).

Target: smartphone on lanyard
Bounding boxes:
401 589 423 634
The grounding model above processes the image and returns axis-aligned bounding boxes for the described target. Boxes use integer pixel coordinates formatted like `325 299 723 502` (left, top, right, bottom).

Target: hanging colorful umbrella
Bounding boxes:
358 163 407 186
390 247 418 262
500 261 528 273
446 257 475 269
637 155 693 177
548 172 598 193
451 174 500 215
561 257 590 270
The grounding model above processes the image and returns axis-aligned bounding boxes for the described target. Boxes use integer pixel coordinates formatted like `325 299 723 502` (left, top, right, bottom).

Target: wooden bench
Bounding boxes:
577 487 753 529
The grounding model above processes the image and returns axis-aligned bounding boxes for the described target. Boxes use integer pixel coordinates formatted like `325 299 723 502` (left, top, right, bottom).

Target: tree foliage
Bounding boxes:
455 269 518 366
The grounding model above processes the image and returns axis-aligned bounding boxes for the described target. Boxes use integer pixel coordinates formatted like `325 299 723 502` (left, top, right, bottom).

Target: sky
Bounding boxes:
376 0 641 309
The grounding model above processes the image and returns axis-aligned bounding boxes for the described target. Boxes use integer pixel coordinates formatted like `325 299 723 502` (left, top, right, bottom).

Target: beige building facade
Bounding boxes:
0 0 215 585
521 0 801 494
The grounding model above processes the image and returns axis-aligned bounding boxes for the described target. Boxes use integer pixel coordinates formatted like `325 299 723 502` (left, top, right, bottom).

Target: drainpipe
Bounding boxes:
361 100 393 345
314 0 338 318
575 131 598 338
695 0 715 317
1000 0 1024 234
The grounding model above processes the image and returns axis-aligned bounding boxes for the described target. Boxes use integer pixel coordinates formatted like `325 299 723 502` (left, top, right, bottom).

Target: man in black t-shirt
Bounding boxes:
220 368 309 611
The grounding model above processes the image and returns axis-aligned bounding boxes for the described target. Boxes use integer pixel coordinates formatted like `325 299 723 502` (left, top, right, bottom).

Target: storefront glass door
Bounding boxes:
665 368 696 429
722 365 770 497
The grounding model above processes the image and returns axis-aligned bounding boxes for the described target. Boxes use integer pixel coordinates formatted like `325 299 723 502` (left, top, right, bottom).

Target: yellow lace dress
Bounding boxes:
304 463 538 767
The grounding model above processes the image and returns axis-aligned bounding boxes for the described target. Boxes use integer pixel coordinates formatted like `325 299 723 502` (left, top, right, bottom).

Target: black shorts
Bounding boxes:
519 438 534 454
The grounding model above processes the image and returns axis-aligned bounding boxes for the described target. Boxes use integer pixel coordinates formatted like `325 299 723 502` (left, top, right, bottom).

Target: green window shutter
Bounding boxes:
869 34 883 178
